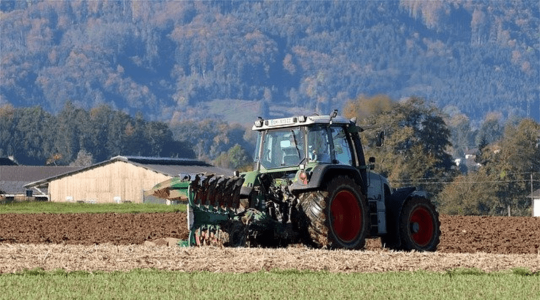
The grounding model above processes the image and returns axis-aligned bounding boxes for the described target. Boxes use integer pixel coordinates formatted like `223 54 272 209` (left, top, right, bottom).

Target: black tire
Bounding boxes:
380 208 401 250
398 197 441 251
381 188 401 250
227 221 247 247
298 176 369 249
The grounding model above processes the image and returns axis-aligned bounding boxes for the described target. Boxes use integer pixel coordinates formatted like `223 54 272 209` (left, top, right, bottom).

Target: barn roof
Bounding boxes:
24 156 232 189
0 166 82 194
116 156 232 177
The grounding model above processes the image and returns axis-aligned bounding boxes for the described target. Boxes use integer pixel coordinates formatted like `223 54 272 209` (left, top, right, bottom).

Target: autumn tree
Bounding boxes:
489 119 540 216
69 149 94 167
344 95 456 199
438 170 500 215
214 144 252 170
343 94 393 124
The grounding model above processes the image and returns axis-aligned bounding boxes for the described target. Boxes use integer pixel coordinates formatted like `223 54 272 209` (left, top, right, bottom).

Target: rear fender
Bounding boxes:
386 187 426 216
289 164 364 193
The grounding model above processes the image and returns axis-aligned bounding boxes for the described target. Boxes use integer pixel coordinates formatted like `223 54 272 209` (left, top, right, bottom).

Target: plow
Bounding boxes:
148 174 244 246
148 111 441 251
149 172 299 247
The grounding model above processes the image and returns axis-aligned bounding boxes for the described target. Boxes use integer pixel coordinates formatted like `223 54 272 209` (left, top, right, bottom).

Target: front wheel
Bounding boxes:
398 197 441 251
298 176 369 249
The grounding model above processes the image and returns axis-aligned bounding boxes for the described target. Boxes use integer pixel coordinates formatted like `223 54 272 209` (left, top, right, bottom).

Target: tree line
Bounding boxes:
0 102 255 169
0 102 194 165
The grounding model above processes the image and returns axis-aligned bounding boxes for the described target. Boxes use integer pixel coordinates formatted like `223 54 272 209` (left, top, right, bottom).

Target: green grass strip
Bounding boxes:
0 201 186 214
0 268 538 300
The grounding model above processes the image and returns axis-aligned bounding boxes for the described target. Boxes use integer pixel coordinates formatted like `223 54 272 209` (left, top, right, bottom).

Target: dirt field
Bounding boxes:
1 213 539 273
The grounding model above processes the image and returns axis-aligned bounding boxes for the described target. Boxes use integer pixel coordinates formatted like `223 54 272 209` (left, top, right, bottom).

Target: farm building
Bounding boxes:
0 164 82 201
529 189 540 217
24 156 232 204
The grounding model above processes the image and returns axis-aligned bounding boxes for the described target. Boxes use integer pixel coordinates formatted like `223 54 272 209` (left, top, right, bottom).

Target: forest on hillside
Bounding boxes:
0 0 538 123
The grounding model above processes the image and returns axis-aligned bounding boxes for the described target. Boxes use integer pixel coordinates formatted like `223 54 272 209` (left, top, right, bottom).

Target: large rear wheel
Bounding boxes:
398 197 440 251
298 176 369 249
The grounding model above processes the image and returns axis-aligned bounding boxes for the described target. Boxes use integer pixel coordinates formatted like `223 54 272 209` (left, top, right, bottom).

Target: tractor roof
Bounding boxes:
252 114 352 131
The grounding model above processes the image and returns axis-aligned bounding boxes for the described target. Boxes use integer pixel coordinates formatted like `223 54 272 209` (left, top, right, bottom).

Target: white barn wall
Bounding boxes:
49 161 171 203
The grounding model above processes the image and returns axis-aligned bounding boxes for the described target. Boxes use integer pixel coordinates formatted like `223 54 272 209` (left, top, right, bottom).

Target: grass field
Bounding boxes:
0 201 187 214
1 268 538 300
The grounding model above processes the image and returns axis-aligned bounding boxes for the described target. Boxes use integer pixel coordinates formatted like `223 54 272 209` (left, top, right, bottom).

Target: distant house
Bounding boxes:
0 165 82 201
529 189 540 217
24 156 232 204
464 149 478 160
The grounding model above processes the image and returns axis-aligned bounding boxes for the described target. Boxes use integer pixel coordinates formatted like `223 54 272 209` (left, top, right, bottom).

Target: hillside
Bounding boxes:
0 0 538 123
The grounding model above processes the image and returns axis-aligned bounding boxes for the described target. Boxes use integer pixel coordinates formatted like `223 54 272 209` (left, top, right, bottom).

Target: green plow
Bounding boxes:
148 174 245 246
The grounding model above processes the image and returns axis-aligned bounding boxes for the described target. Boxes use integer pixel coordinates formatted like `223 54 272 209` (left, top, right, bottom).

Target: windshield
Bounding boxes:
255 127 306 169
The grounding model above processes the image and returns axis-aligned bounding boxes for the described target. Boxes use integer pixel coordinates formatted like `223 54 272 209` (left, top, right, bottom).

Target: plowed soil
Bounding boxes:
1 213 539 273
1 213 539 254
0 213 189 245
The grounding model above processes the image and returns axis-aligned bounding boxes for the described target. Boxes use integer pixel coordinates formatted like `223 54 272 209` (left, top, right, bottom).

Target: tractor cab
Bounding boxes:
252 115 357 172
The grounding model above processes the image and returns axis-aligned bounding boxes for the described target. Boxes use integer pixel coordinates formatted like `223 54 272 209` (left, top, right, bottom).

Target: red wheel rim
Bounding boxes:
330 190 362 242
409 206 434 247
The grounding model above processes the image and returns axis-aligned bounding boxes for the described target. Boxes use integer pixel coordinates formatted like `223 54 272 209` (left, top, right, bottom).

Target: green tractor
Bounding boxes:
151 111 441 251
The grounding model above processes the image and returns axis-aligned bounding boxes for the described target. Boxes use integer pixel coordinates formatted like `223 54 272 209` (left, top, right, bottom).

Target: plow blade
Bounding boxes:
147 174 245 246
188 174 245 246
145 177 191 202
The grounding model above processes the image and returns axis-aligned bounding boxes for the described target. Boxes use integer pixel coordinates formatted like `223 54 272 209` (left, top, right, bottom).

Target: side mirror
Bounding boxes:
368 157 376 170
376 131 385 147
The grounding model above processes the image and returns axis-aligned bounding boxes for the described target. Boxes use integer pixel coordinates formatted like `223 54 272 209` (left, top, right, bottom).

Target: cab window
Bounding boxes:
330 126 353 165
259 128 305 169
307 125 331 163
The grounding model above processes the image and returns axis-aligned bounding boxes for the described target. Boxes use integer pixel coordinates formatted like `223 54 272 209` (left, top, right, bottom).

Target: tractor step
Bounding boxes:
368 200 379 236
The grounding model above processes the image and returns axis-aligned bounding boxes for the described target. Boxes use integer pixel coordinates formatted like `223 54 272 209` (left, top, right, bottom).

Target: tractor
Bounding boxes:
150 111 441 251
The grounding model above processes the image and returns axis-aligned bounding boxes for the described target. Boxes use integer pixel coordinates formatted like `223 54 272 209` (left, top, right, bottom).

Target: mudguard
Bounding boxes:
289 164 364 193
